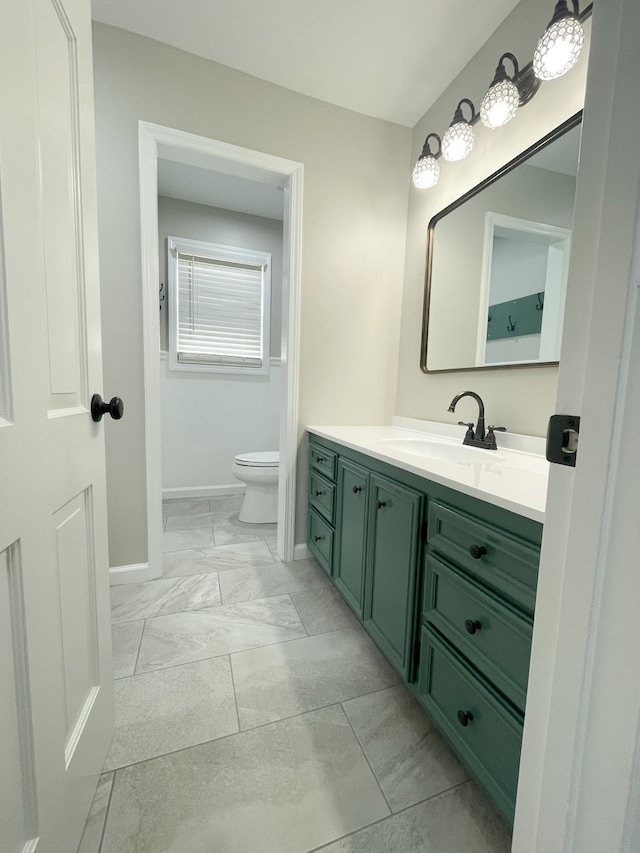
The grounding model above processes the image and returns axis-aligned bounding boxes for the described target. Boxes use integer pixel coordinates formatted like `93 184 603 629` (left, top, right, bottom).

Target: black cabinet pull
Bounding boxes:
469 544 486 560
457 709 473 727
376 500 386 510
314 535 323 542
464 619 482 635
314 490 324 497
316 456 324 463
352 485 362 494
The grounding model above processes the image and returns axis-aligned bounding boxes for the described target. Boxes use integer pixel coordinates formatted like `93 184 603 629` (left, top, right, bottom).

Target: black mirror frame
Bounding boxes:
420 110 583 374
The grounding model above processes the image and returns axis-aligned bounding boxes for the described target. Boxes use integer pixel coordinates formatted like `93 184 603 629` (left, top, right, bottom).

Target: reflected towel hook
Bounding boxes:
536 292 544 311
507 315 516 332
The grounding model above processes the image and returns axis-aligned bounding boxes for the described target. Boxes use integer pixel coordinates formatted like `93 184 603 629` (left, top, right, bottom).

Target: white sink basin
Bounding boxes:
379 437 505 464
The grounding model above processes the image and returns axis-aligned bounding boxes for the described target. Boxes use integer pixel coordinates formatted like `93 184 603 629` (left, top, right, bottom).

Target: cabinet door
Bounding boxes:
333 459 369 617
364 474 423 678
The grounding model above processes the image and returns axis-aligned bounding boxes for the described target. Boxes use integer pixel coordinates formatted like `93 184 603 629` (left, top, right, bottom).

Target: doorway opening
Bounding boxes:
139 122 304 579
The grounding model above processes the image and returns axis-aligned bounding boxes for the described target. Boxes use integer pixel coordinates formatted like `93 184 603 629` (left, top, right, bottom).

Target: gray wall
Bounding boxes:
93 24 412 567
157 196 283 356
395 1 590 436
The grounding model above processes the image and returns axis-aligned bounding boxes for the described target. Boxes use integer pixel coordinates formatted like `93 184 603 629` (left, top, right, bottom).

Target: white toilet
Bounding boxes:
232 451 279 523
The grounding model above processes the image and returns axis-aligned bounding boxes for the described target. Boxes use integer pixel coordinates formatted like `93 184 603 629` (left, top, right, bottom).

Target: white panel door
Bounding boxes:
0 0 114 851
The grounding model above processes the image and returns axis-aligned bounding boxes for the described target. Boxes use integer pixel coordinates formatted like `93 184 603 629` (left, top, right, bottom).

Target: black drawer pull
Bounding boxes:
352 485 362 494
376 500 386 510
469 544 487 560
314 535 323 542
457 709 473 727
316 456 325 463
314 490 324 497
464 619 482 635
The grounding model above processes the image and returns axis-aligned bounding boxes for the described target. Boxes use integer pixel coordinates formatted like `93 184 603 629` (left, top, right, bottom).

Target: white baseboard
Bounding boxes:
109 562 156 586
162 484 245 500
293 543 311 561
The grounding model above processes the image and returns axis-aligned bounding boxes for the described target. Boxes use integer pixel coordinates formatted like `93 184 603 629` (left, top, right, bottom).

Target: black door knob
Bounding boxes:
91 394 124 423
457 709 473 727
464 619 482 635
469 544 487 560
352 485 362 494
376 500 386 510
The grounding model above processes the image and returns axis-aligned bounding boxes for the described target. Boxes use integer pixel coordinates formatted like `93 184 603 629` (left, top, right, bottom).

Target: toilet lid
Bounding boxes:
234 451 279 467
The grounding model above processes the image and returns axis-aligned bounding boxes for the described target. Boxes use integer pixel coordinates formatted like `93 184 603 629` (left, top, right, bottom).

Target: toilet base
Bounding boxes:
238 483 278 524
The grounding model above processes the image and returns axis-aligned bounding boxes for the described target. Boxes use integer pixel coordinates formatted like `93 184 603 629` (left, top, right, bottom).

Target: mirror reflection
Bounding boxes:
421 113 581 372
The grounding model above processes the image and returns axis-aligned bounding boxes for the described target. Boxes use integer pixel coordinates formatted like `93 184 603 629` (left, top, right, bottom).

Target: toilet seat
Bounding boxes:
234 451 279 468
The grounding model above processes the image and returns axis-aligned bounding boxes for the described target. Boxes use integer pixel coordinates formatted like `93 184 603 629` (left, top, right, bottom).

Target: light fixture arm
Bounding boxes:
420 133 442 159
549 0 580 26
451 98 476 126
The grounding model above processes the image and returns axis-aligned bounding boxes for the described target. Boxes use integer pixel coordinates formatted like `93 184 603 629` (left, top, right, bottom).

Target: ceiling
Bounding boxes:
158 159 285 220
91 0 522 127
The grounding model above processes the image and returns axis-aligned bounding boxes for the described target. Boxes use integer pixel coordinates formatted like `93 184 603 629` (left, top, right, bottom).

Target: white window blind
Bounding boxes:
168 238 271 374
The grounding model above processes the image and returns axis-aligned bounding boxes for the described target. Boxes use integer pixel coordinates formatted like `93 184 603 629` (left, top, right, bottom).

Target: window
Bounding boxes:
167 236 271 374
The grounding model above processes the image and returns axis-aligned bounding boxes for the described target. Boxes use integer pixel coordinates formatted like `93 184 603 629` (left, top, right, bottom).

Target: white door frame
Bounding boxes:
138 122 303 578
513 0 640 849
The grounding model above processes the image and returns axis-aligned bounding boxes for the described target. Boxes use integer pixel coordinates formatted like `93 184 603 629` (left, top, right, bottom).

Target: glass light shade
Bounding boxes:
441 121 475 162
533 16 584 80
412 154 440 188
480 79 520 129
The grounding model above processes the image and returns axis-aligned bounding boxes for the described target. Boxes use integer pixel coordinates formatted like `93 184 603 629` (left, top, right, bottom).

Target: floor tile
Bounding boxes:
111 621 144 679
162 528 214 552
213 514 277 546
342 684 469 812
136 594 307 673
162 541 274 577
162 499 211 518
208 495 244 516
164 512 217 532
101 705 389 853
231 626 402 729
314 780 511 853
218 556 330 604
290 584 358 635
103 656 238 771
77 772 114 853
110 574 221 623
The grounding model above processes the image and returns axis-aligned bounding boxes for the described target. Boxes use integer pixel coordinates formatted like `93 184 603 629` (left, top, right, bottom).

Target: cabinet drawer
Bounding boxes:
309 471 336 523
309 443 337 481
307 509 333 576
424 555 532 710
418 626 523 823
428 502 539 614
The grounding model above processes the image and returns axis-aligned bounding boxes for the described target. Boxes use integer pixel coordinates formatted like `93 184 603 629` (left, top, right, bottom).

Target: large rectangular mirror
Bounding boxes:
421 112 581 373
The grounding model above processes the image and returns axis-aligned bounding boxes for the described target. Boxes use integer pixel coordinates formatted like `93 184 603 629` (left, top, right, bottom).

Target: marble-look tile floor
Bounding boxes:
79 496 512 853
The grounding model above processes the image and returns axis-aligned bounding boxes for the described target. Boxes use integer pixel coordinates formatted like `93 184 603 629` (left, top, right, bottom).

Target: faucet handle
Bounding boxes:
458 421 475 441
486 425 506 451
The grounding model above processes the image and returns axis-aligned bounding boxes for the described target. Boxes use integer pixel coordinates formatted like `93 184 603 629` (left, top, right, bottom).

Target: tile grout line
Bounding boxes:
132 618 146 676
103 683 408 774
339 702 393 815
303 779 474 853
227 653 242 733
96 772 116 853
127 622 373 680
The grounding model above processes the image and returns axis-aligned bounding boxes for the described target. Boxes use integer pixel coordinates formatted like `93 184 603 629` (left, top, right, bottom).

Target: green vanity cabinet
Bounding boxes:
333 458 369 616
363 474 423 679
306 433 542 824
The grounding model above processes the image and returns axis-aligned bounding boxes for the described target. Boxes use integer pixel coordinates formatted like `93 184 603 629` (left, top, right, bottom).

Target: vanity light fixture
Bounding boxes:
480 53 521 129
441 99 476 162
412 133 441 188
410 3 592 189
533 0 585 81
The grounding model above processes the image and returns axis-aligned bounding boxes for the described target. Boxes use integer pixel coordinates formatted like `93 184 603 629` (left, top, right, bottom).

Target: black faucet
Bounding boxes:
447 391 506 450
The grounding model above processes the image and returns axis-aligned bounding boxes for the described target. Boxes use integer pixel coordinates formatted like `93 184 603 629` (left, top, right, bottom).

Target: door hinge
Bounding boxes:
546 414 580 467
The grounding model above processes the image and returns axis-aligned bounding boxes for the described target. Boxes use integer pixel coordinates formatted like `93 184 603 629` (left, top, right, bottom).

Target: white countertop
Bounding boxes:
307 417 549 523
